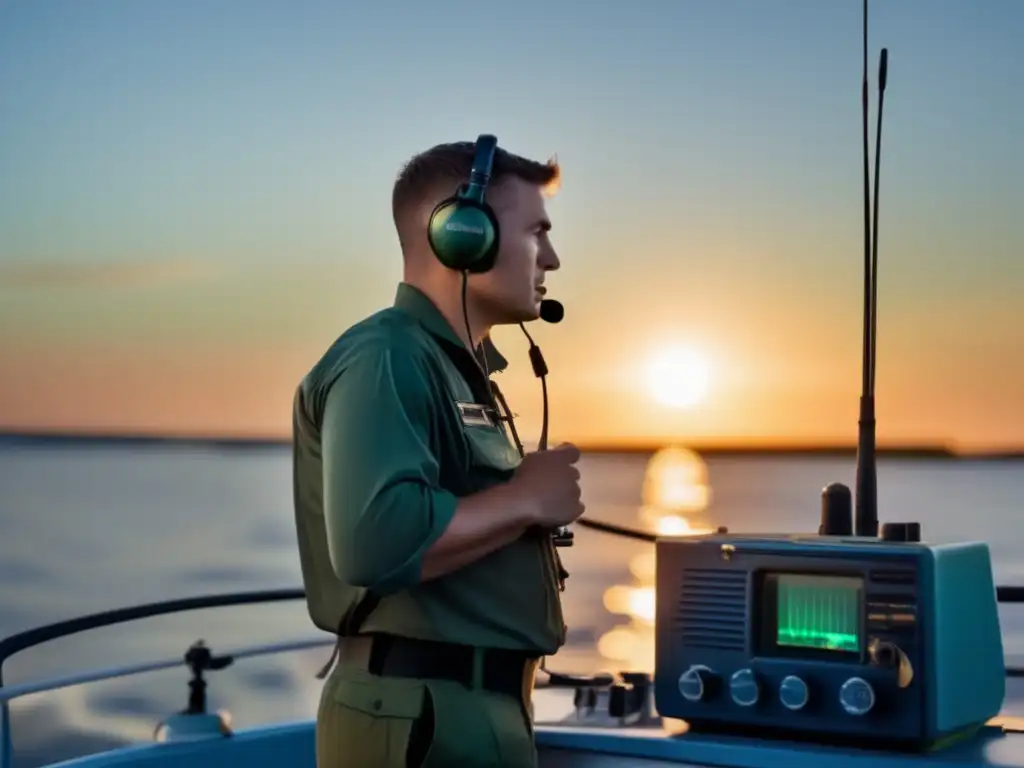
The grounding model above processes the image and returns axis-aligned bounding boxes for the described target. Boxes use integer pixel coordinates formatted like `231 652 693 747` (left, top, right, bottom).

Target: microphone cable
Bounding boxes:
459 272 657 547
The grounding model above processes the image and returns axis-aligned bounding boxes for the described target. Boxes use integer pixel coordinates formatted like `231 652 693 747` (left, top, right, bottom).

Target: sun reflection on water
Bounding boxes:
596 445 713 672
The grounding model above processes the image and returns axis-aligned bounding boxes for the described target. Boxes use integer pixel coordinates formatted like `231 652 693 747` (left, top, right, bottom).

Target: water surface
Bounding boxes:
1 446 1022 766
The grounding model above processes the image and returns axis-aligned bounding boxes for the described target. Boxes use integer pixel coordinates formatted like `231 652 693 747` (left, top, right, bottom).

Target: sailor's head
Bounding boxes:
392 140 562 328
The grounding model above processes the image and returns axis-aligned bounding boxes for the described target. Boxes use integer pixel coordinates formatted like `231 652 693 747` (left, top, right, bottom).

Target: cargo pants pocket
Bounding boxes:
318 670 435 768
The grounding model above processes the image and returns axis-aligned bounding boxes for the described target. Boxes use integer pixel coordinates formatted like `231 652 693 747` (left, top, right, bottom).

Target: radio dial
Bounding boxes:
839 677 876 716
779 675 809 711
678 665 715 702
869 639 898 667
729 668 760 707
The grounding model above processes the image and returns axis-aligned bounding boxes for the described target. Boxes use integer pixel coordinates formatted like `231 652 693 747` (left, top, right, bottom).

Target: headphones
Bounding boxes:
427 134 501 274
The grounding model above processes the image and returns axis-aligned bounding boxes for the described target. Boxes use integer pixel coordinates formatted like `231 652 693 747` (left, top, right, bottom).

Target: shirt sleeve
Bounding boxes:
321 341 459 595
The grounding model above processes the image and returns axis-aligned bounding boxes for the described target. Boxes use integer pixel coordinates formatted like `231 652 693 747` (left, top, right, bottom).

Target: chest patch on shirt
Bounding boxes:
456 401 498 428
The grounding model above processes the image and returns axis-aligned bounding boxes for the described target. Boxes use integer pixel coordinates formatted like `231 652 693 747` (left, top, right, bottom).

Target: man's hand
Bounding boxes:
511 442 586 528
400 442 585 586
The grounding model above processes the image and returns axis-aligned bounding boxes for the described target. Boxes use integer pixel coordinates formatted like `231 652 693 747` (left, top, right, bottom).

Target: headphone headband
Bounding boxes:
461 134 498 205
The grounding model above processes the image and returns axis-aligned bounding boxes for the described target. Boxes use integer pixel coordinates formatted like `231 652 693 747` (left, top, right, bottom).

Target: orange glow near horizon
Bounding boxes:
0 255 1022 452
1 308 1022 453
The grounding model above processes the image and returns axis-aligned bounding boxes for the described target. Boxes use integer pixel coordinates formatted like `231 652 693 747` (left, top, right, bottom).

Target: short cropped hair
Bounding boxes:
391 141 560 234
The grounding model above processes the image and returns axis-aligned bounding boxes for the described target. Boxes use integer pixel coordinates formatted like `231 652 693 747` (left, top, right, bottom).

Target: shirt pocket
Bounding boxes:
461 424 522 493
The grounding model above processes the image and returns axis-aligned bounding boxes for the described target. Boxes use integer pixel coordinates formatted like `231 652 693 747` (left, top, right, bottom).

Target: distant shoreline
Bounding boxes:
1 430 1020 460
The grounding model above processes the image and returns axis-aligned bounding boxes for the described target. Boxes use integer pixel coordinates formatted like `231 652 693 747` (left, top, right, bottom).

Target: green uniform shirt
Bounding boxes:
294 282 566 655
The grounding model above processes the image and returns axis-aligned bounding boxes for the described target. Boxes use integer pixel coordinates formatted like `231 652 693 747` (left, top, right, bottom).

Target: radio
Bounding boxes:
653 45 1007 753
653 524 1005 750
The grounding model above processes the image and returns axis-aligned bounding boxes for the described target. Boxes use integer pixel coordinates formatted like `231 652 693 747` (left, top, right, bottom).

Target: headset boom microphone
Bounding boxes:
539 298 564 324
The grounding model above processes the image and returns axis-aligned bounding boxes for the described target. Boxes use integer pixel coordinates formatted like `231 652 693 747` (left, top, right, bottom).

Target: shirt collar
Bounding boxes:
393 282 509 373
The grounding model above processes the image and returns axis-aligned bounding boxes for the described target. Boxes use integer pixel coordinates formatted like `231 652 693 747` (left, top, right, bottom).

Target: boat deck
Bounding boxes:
28 719 1024 768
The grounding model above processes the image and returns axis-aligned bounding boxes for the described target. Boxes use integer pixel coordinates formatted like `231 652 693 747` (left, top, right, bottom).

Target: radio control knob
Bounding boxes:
779 675 809 711
729 668 760 707
678 665 715 702
868 638 898 667
839 676 875 716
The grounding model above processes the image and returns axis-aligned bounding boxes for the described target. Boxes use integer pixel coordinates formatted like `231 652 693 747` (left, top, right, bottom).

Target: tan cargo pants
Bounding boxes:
316 639 541 767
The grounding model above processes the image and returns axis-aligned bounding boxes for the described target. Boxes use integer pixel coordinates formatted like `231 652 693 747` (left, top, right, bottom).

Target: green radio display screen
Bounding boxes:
774 573 862 653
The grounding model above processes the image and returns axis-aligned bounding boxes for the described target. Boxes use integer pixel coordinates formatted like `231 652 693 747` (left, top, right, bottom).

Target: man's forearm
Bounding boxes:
419 482 537 582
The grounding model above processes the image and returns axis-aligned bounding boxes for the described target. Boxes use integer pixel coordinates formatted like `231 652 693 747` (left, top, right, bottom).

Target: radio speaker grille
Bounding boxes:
675 568 748 650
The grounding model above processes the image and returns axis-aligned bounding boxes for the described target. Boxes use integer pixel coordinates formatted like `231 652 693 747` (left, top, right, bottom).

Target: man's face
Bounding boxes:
471 176 560 325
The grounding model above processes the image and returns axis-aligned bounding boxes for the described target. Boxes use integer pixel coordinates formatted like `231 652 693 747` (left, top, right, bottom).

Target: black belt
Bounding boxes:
365 633 537 700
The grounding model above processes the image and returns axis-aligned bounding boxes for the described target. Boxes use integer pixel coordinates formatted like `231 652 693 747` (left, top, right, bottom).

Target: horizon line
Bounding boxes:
1 429 1021 460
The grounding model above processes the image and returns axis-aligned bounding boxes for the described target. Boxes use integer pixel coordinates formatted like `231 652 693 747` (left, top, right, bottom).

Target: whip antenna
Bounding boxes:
854 0 888 538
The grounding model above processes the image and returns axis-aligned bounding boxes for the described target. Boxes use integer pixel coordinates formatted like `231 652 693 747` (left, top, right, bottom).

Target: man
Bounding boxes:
291 138 585 767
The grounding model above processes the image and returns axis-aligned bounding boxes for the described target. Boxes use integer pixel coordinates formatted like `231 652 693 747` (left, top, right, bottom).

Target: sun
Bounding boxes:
645 346 711 409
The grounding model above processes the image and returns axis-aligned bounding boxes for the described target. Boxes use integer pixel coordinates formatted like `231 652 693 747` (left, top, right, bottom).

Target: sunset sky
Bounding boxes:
1 0 1021 451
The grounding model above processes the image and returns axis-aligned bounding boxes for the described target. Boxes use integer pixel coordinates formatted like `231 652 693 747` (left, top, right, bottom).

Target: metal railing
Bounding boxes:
3 584 1023 693
0 637 335 705
0 588 308 768
0 587 307 688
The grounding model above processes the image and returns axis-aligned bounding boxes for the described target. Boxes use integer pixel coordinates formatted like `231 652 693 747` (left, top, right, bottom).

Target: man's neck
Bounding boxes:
402 273 491 352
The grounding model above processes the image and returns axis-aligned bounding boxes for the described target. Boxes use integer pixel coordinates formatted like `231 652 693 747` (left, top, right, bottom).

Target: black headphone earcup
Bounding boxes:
427 196 458 266
464 201 500 273
427 196 500 273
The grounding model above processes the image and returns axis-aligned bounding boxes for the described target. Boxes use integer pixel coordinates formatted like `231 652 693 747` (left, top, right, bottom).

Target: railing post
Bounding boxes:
2 701 11 768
